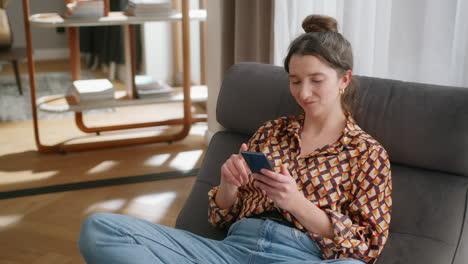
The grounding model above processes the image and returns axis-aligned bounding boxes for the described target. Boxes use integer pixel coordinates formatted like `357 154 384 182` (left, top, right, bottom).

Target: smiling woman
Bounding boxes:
284 14 357 118
208 14 391 264
79 14 391 264
288 55 350 119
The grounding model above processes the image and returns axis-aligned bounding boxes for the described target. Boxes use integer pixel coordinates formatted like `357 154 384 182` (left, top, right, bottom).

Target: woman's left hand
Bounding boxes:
253 164 304 212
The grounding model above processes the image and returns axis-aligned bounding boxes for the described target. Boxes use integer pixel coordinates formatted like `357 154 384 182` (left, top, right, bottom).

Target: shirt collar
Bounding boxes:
340 114 363 149
286 113 363 153
286 113 305 136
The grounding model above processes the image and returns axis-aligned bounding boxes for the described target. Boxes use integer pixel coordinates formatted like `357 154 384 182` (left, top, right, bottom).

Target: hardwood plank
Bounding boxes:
0 177 197 263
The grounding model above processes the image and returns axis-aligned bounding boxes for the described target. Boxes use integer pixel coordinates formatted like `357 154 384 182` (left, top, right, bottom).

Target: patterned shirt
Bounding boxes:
208 114 392 264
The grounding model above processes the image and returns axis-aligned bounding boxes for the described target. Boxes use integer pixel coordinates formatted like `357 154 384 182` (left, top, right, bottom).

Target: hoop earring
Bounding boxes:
339 89 344 95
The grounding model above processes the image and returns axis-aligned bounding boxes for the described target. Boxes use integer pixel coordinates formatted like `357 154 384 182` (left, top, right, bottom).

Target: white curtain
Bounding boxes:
273 0 468 87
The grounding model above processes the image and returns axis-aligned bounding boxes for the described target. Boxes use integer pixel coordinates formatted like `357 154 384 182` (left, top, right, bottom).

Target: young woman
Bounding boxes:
79 15 392 264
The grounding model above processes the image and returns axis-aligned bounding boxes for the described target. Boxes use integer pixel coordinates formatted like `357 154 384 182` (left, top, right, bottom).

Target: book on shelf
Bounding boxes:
125 0 174 17
63 0 105 19
72 79 115 104
135 75 174 98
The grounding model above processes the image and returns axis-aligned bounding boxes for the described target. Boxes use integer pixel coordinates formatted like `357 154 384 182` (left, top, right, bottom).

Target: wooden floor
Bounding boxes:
0 60 208 263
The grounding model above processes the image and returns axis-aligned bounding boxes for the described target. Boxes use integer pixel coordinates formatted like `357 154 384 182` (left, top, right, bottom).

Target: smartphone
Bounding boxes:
240 151 274 174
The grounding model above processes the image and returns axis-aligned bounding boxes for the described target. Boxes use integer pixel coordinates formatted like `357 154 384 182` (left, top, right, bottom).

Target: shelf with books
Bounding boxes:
29 9 206 28
22 0 207 153
36 85 207 113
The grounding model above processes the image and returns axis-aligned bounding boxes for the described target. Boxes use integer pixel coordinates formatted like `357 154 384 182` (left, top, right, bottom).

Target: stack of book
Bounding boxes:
72 79 115 104
63 0 104 19
135 75 173 98
126 0 173 17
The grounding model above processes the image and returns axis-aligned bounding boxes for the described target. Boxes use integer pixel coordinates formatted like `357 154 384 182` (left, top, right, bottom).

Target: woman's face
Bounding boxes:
288 54 351 117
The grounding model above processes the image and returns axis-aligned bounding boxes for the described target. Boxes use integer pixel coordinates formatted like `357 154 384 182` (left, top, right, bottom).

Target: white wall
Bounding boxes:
204 0 224 144
7 0 69 60
143 0 201 85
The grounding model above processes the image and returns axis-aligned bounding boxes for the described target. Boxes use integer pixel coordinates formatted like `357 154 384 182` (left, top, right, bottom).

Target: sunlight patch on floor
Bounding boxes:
86 160 119 175
132 192 177 206
0 214 23 229
0 171 57 185
124 192 177 222
83 199 127 215
144 153 171 167
169 150 204 171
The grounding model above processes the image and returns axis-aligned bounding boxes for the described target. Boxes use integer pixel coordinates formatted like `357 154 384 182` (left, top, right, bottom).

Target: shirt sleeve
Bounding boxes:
311 146 392 264
207 120 274 228
207 186 242 228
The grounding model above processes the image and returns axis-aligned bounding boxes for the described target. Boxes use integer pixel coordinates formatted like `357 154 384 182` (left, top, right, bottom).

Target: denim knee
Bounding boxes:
78 213 113 258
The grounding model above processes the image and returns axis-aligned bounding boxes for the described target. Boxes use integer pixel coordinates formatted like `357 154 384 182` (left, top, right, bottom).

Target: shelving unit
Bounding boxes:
37 85 207 112
23 0 207 152
21 0 207 153
29 10 207 27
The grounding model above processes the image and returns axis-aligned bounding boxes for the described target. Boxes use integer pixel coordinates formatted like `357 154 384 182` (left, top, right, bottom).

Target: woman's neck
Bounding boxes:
302 108 347 138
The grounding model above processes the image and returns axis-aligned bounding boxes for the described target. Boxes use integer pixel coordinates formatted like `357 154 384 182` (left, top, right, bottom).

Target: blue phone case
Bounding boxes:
240 151 274 174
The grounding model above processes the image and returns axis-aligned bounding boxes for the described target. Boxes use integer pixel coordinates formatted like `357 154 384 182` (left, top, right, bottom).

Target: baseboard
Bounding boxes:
33 48 70 61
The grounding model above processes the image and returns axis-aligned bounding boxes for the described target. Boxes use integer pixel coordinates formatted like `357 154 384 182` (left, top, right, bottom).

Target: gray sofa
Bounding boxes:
176 62 468 264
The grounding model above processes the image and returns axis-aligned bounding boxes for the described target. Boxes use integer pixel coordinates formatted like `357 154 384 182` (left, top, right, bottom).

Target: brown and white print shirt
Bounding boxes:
208 114 392 264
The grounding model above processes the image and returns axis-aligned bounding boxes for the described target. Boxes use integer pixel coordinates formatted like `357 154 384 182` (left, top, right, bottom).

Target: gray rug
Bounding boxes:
0 72 113 122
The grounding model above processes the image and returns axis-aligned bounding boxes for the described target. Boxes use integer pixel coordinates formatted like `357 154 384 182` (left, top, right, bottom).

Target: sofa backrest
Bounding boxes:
215 62 468 264
218 62 468 176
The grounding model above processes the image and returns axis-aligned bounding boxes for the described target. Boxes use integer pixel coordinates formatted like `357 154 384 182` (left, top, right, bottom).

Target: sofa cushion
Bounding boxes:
377 232 455 264
217 62 301 135
355 76 468 176
454 207 468 264
175 180 226 240
389 164 468 245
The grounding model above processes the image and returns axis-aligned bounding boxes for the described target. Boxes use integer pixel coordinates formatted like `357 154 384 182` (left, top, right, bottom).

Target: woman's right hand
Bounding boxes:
215 143 251 209
220 143 251 191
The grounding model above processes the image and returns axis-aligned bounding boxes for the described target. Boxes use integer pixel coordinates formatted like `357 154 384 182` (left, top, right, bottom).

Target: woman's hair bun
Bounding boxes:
302 14 338 33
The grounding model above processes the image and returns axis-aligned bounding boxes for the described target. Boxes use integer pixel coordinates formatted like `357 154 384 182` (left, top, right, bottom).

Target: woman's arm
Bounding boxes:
253 165 334 238
289 196 335 238
208 142 255 227
214 179 239 209
208 119 275 228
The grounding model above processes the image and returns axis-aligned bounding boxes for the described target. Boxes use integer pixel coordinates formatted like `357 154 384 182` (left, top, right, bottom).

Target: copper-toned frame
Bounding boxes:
22 0 206 153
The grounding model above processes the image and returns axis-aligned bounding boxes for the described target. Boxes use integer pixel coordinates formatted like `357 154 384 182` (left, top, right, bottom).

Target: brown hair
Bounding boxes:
284 15 358 116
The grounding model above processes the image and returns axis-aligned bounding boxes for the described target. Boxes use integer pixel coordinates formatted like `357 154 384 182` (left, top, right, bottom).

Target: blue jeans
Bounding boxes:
79 213 364 264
